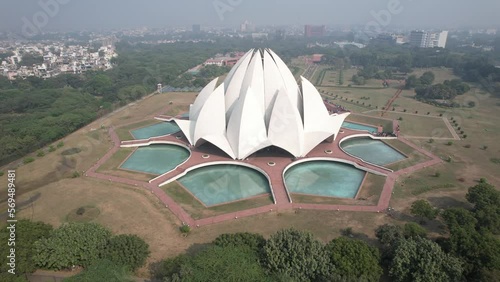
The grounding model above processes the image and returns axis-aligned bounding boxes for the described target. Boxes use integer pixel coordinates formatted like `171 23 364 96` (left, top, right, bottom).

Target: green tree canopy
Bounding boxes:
63 259 133 282
420 71 436 85
410 199 439 221
103 234 150 271
33 222 112 270
168 246 270 282
213 232 265 253
325 237 382 282
389 237 463 282
0 220 53 281
466 183 500 234
262 228 330 281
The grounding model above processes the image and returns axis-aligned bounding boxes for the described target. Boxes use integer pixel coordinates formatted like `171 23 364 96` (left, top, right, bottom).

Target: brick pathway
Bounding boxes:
86 120 442 227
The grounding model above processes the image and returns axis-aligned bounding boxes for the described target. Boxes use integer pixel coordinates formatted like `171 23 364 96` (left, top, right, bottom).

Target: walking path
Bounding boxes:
85 119 442 227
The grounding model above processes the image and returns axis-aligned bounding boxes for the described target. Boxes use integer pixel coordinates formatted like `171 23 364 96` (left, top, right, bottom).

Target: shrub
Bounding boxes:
479 178 487 184
403 222 427 238
48 145 56 152
57 141 64 148
434 172 441 177
446 141 453 146
458 178 465 182
76 207 86 215
457 127 461 130
179 225 191 233
468 101 476 108
398 117 403 121
33 223 112 270
403 109 407 112
439 113 443 117
464 144 471 148
463 134 467 139
482 145 488 150
23 157 35 164
427 112 430 115
37 150 45 157
490 158 500 164
0 171 3 177
213 233 265 253
429 138 434 143
103 234 150 271
341 227 354 237
63 259 133 282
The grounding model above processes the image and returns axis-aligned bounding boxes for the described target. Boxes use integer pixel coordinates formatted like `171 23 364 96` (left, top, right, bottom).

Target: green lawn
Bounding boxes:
369 112 453 138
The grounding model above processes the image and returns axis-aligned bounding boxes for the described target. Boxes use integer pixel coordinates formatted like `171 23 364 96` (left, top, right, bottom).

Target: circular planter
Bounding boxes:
202 154 210 159
267 161 276 167
324 150 333 154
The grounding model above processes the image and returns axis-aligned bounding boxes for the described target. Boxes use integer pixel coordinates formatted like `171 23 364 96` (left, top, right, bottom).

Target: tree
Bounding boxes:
166 246 270 282
376 224 404 247
351 74 366 85
150 254 191 281
0 220 52 281
213 232 265 253
63 259 133 282
410 199 439 221
403 222 427 238
466 183 500 234
33 223 112 270
262 228 330 281
420 71 436 86
405 75 421 89
103 234 150 271
325 237 382 282
338 70 344 85
389 237 463 282
441 207 500 279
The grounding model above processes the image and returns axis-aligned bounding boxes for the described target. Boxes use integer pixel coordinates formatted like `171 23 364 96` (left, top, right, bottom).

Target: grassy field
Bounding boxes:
369 112 454 138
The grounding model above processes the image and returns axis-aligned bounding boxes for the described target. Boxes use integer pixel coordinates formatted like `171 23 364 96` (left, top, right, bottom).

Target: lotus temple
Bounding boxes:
86 49 442 226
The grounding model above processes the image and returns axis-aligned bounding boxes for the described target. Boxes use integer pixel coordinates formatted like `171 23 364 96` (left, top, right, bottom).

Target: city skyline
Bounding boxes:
1 0 500 34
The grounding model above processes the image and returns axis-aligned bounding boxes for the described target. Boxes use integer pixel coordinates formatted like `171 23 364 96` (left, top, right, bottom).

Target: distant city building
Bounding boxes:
192 24 201 33
240 20 255 33
410 30 448 48
304 25 326 38
275 29 286 40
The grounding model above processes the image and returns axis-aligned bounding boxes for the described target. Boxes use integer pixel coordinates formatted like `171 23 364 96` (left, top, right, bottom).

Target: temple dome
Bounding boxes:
174 48 349 160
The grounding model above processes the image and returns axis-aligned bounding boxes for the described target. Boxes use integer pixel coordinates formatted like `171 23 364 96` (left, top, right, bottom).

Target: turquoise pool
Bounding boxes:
342 121 377 133
341 138 406 166
178 165 270 206
284 161 365 198
131 122 180 139
120 145 189 175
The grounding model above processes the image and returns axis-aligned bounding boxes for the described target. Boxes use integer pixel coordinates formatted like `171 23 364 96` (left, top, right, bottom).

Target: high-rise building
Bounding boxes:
409 30 448 48
240 20 255 33
304 25 326 38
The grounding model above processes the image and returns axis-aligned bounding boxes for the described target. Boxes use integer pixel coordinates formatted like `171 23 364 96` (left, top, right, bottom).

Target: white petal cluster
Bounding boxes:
174 49 349 160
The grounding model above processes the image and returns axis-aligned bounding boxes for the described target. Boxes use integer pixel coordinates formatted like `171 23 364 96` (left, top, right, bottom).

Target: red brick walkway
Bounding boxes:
86 121 442 227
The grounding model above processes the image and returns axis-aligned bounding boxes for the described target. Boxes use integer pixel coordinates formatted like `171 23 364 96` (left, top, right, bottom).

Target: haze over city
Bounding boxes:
1 0 500 281
1 0 500 32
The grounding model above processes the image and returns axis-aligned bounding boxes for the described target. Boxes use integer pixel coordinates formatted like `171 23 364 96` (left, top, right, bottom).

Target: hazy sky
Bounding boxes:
1 0 500 32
